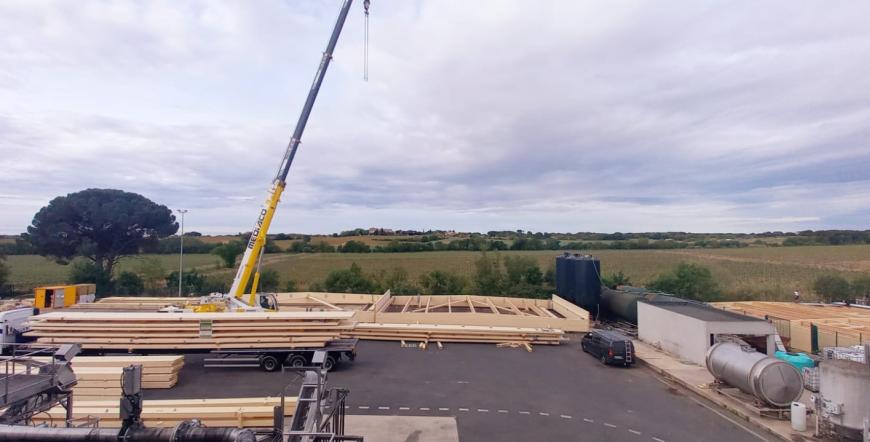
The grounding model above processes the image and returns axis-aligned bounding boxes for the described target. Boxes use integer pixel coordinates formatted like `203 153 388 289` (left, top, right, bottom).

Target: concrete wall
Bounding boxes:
638 302 708 364
639 302 777 365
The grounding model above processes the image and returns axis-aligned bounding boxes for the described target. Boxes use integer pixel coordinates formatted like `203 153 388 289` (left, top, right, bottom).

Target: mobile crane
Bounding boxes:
193 0 369 313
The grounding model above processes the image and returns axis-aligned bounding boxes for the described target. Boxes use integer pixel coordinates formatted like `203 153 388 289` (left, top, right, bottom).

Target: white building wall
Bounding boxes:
638 302 708 365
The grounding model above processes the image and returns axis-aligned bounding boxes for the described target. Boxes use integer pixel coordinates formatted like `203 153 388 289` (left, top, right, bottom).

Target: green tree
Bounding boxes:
0 254 8 289
647 263 720 301
813 274 851 302
473 253 505 295
379 267 420 295
324 263 379 293
419 270 466 295
285 279 298 292
27 188 177 292
338 240 371 253
115 271 144 295
212 241 245 268
504 256 543 285
251 269 280 292
166 270 207 295
68 261 113 294
601 271 631 289
850 276 870 298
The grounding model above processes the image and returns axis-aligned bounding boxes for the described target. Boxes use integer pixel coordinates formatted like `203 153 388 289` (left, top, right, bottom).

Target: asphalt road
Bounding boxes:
147 339 770 442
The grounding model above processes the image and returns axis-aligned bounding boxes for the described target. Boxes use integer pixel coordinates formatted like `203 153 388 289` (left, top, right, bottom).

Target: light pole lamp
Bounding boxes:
177 209 188 297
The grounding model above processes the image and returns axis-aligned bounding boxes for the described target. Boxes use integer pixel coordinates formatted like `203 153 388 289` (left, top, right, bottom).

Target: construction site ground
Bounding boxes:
632 340 816 442
145 339 769 442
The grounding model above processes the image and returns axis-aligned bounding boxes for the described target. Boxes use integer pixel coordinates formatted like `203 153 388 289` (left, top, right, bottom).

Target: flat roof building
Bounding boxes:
638 300 776 365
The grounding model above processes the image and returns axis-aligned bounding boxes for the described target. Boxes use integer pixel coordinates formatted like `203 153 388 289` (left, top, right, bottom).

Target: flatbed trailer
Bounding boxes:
203 338 358 372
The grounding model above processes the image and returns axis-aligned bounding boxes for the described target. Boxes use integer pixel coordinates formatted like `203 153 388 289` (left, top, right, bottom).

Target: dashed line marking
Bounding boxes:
629 429 641 435
539 412 550 416
344 406 349 409
604 423 617 428
458 408 469 412
497 409 509 413
652 438 665 442
419 407 430 411
398 407 410 411
477 409 489 412
438 408 450 411
583 418 594 423
519 411 530 415
377 406 390 410
560 415 572 419
358 406 370 410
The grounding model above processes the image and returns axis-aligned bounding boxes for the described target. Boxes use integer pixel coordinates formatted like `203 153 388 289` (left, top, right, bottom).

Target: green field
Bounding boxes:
6 245 870 300
4 254 222 290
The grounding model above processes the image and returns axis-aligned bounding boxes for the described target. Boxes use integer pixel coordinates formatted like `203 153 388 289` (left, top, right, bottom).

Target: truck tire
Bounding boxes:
287 354 307 368
323 355 337 372
261 355 281 372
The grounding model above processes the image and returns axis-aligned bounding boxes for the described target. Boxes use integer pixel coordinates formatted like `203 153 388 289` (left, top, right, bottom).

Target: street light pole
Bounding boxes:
177 209 188 297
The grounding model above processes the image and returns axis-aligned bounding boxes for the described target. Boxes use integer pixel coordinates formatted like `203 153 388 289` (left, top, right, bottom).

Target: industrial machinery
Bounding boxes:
815 345 870 441
0 308 35 354
194 0 370 313
705 341 803 408
0 344 79 426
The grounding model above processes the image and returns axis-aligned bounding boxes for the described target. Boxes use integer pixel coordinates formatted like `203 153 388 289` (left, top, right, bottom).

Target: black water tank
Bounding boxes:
555 253 601 312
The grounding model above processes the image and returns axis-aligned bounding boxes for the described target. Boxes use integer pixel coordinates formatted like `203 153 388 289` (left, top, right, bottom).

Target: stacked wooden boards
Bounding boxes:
25 311 356 351
31 355 184 391
347 323 564 345
67 297 200 312
32 397 297 428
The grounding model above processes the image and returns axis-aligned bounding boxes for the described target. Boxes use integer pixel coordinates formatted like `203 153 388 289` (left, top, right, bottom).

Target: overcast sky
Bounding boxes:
1 1 869 235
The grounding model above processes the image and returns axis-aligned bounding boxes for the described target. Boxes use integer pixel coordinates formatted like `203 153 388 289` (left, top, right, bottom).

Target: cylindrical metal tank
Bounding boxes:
705 342 803 407
819 358 870 440
600 288 681 323
555 253 575 302
572 255 601 313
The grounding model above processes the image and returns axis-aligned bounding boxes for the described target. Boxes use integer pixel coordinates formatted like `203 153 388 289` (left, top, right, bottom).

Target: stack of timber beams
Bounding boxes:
31 355 184 390
25 311 356 351
32 397 297 428
348 323 564 345
67 297 200 312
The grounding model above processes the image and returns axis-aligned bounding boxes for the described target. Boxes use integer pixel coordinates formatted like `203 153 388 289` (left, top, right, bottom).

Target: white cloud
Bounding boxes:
1 1 869 234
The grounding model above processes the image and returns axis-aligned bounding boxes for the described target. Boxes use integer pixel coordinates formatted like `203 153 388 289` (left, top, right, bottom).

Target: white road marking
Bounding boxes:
652 438 665 442
477 409 489 412
419 407 430 411
583 418 594 423
399 407 410 411
629 429 641 435
539 412 550 416
519 411 530 415
497 409 509 413
439 408 450 411
687 397 768 441
604 423 617 428
378 406 390 410
458 408 469 412
560 415 572 419
358 406 370 410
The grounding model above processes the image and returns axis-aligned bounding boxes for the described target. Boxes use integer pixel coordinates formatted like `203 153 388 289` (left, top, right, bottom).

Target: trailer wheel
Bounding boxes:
261 355 281 372
323 355 337 372
287 354 307 368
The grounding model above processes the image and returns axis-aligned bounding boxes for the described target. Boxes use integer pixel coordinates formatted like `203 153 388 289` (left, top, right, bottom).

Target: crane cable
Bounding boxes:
364 0 370 81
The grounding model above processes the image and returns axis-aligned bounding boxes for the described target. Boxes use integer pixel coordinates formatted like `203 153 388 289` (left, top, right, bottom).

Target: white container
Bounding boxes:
791 402 807 431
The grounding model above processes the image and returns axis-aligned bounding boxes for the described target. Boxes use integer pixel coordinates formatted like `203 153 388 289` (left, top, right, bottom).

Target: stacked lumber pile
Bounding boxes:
25 311 356 351
32 397 297 428
67 297 199 312
347 323 564 345
72 355 184 389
